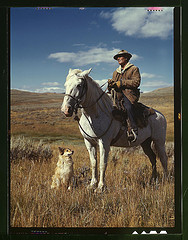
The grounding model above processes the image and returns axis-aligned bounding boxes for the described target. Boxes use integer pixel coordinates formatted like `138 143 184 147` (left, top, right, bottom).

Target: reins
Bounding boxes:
64 78 113 139
74 113 113 139
64 79 108 110
82 87 108 109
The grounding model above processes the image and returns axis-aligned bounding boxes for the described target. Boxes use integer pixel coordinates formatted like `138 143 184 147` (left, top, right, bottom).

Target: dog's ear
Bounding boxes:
58 147 65 154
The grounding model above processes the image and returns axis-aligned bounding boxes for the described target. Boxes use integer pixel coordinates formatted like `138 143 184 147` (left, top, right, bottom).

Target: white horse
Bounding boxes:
61 68 168 192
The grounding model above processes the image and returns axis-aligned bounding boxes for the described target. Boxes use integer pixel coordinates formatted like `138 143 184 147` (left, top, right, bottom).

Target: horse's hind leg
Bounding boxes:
153 140 168 176
141 137 157 180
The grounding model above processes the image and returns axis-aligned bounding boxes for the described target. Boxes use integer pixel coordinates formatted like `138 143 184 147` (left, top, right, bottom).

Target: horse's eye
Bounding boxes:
77 84 82 88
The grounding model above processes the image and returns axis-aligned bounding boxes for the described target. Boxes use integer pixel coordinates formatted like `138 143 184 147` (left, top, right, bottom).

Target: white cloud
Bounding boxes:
141 72 162 79
140 72 172 90
48 52 76 63
35 87 64 93
73 43 86 47
141 80 171 88
100 11 112 19
12 88 34 93
94 79 109 90
112 40 122 44
101 7 173 39
90 21 100 28
42 82 60 86
48 47 140 66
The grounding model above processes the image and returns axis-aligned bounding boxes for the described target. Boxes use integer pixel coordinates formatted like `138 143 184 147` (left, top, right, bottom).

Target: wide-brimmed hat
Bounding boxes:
113 50 132 60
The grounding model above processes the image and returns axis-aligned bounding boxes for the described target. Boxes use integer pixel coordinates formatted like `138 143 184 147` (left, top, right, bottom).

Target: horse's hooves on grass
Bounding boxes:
94 188 103 194
150 172 168 185
94 186 107 194
87 183 97 191
149 177 158 185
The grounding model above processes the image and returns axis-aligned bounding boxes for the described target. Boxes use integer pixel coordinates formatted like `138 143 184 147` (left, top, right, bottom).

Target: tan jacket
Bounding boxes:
111 62 141 104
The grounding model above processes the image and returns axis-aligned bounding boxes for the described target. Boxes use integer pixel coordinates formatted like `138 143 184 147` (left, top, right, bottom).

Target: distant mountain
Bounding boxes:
11 89 64 96
11 87 174 97
11 89 64 106
10 87 174 106
141 87 173 97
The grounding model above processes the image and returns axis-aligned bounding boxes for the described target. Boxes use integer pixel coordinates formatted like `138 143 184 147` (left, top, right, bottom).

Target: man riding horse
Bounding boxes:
108 50 141 143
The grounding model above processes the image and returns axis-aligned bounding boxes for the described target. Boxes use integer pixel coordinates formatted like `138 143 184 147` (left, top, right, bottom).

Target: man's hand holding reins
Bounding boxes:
108 79 122 91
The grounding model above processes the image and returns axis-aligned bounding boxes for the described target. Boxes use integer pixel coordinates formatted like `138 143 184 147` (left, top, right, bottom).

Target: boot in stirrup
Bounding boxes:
127 128 138 143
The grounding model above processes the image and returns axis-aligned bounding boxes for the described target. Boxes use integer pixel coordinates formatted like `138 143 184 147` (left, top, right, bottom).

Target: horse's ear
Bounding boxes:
78 68 92 78
87 68 92 75
68 68 72 74
58 147 65 154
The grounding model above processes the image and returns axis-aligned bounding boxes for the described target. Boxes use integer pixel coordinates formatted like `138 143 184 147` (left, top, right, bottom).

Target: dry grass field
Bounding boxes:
10 87 175 229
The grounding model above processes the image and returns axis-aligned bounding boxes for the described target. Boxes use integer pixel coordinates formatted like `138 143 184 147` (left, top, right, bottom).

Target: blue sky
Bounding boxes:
11 7 174 93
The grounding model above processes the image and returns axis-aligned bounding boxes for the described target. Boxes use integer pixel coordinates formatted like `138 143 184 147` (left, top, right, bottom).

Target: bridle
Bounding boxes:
64 76 108 114
63 76 112 139
63 76 87 113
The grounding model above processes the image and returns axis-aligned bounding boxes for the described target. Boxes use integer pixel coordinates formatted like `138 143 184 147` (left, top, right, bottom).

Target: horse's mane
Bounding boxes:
85 76 113 114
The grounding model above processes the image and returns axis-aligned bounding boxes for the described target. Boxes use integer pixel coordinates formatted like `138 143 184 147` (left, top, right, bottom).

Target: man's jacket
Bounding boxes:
111 62 141 104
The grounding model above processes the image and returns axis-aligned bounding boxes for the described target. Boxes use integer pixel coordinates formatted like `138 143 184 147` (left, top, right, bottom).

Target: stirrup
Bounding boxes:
127 129 137 143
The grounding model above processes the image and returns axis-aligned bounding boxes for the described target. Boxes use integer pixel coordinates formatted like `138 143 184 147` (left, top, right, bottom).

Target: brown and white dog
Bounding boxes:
51 147 74 190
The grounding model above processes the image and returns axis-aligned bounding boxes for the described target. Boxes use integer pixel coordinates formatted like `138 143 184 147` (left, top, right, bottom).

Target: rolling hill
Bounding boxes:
10 87 174 142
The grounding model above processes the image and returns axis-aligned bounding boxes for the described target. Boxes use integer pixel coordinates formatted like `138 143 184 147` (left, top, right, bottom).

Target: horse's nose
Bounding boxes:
61 105 73 117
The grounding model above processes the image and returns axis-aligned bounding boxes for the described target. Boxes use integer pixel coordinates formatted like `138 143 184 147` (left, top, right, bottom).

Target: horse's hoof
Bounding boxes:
94 185 106 194
94 188 102 194
87 183 97 191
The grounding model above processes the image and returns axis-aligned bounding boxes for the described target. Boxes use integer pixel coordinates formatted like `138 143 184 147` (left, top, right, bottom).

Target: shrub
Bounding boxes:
165 142 174 159
110 142 174 161
10 136 53 162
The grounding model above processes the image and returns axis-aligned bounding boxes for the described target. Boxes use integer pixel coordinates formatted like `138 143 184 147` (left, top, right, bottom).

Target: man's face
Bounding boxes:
117 56 128 67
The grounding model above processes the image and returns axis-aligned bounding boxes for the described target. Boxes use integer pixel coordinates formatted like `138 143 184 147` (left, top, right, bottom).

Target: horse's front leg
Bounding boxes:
84 139 98 190
96 139 110 193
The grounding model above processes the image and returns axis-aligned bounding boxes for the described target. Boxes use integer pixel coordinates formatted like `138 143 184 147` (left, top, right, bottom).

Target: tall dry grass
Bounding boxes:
10 138 175 228
10 88 175 228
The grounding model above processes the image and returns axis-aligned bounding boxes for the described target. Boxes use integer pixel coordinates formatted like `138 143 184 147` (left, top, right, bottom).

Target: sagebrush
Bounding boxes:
10 88 175 228
10 136 53 162
10 140 175 228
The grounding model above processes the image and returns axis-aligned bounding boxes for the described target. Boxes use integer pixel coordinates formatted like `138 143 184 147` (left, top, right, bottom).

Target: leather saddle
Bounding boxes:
112 102 155 129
